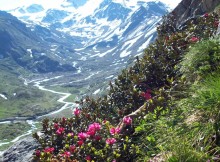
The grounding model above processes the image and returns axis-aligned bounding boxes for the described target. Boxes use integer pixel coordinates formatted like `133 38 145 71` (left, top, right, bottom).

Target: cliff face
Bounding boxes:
173 0 220 27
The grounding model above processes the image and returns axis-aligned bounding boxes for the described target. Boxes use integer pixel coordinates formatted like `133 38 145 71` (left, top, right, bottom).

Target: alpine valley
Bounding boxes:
0 0 171 152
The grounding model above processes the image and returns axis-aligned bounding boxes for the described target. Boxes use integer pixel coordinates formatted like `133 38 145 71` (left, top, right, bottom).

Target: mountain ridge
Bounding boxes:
0 11 77 73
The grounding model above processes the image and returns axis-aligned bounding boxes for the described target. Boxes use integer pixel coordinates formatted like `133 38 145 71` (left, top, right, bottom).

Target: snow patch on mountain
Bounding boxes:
77 0 103 18
0 94 7 100
138 35 154 52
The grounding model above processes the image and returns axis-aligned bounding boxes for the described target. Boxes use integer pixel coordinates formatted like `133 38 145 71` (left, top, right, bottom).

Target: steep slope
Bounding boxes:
0 11 79 120
3 0 218 161
0 11 77 73
20 2 220 162
172 0 220 26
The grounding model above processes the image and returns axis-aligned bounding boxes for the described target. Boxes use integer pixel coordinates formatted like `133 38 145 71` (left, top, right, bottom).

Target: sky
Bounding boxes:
0 0 181 11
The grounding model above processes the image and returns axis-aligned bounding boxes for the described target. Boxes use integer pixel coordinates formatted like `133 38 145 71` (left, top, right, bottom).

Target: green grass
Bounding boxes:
0 60 63 120
214 3 220 15
165 39 220 161
0 121 44 151
135 37 220 161
180 37 220 82
48 85 87 102
0 122 32 151
0 94 62 119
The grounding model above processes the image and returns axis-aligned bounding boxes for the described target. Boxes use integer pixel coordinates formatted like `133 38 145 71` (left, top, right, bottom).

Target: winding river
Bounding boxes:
0 76 77 147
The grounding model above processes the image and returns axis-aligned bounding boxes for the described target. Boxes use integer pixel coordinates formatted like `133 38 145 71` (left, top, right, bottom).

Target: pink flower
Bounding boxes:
88 122 101 132
214 21 219 27
204 13 209 18
94 135 102 141
106 138 116 145
123 116 132 125
62 117 66 123
85 155 91 161
73 108 81 116
54 123 59 130
140 89 152 100
190 36 199 42
56 127 65 135
78 132 89 140
44 147 54 153
70 145 76 153
87 129 96 136
77 140 84 146
110 127 120 135
112 160 116 162
35 150 41 157
60 151 71 158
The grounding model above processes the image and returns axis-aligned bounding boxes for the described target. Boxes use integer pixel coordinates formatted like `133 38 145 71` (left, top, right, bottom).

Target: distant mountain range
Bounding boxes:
2 0 168 77
0 0 169 82
0 11 78 73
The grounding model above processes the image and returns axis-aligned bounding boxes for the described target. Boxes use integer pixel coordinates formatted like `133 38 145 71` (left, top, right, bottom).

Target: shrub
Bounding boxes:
33 12 220 161
33 111 139 162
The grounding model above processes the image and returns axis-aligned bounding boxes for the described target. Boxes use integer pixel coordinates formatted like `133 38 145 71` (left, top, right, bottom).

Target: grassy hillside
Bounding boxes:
33 12 220 162
0 122 32 151
0 59 64 150
0 59 63 120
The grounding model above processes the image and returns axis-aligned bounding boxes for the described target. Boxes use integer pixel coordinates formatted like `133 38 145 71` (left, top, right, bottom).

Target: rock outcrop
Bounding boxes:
172 0 220 27
0 136 38 162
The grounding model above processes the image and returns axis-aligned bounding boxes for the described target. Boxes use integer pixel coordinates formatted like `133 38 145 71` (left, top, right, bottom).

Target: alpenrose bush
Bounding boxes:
33 12 220 162
81 12 220 124
33 109 140 162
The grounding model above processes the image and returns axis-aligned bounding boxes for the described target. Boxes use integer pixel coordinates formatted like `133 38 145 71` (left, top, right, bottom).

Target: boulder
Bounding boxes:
0 136 38 162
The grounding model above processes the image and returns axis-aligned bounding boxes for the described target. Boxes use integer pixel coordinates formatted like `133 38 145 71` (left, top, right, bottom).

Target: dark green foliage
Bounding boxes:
33 12 220 161
78 12 219 121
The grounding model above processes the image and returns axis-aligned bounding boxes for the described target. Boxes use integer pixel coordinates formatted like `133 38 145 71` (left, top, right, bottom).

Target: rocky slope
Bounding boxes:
0 136 39 162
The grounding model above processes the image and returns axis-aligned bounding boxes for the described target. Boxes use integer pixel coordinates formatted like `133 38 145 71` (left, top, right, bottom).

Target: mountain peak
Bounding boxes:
26 4 44 13
65 0 87 8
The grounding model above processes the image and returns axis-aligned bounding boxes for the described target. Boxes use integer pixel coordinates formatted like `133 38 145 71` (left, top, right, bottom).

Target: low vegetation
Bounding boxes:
33 11 220 162
0 60 63 120
0 122 32 151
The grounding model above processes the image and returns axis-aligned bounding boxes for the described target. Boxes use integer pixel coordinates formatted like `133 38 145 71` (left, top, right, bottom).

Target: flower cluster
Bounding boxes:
123 116 132 125
190 36 199 42
140 89 152 100
73 107 81 116
33 108 137 162
110 127 120 135
106 138 116 145
56 127 65 135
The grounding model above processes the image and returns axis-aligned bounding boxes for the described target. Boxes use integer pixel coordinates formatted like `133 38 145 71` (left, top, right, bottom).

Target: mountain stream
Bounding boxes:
0 76 77 147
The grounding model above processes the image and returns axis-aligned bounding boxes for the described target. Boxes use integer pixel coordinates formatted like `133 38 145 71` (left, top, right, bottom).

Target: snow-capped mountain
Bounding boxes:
0 11 78 73
9 1 167 35
4 0 169 85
